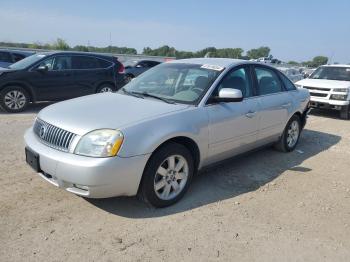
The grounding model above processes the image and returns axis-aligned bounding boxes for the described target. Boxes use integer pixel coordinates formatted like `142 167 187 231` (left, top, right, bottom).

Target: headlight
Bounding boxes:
74 129 124 157
330 94 348 100
333 88 349 93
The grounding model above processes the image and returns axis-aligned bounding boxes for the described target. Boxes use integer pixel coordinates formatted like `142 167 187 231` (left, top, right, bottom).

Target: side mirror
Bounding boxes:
36 65 48 72
210 88 243 103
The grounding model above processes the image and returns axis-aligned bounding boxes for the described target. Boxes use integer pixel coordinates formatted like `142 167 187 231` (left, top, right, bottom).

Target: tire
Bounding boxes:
274 115 301 152
0 86 30 113
96 84 116 93
340 105 350 120
125 74 134 84
139 142 194 208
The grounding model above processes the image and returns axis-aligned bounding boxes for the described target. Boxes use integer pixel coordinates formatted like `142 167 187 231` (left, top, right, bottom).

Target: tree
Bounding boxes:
288 61 299 66
311 56 328 67
52 38 70 50
247 46 271 59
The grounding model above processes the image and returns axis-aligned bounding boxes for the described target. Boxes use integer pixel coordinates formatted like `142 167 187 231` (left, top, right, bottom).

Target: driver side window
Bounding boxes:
36 57 54 71
214 67 252 98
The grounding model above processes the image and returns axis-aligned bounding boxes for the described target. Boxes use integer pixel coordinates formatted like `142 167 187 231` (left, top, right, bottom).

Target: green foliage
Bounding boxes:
142 45 244 59
52 38 70 50
302 56 328 68
288 61 299 65
247 46 271 59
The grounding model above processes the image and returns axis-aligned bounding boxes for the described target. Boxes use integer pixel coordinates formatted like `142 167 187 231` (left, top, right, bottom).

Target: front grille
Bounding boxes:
33 118 76 152
304 86 331 92
310 92 328 97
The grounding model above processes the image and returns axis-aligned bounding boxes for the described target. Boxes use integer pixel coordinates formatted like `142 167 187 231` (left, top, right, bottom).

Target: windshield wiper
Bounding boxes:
120 87 144 99
132 92 176 104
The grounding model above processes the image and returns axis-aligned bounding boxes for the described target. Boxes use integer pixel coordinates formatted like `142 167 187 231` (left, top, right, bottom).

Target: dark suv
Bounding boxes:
124 60 161 83
0 50 35 68
0 52 125 112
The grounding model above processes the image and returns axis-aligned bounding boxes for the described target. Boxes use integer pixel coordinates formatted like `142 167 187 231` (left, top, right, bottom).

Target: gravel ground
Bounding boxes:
0 104 349 262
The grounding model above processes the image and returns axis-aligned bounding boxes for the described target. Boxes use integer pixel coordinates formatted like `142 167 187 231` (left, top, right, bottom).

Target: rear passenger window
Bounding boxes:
72 56 99 69
97 58 112 68
0 52 12 63
255 67 283 95
279 72 296 91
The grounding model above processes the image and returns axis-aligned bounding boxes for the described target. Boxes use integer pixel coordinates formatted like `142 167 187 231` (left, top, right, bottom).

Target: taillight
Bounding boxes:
118 63 125 74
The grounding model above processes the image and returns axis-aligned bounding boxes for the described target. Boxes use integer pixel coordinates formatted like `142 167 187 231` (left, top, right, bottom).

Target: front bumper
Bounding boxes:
24 128 151 198
309 97 349 110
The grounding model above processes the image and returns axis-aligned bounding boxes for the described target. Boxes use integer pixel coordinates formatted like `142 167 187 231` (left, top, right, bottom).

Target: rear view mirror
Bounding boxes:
210 88 243 103
36 65 48 72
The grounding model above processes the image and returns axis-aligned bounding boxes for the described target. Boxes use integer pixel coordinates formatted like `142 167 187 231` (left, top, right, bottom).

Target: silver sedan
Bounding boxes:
24 58 310 207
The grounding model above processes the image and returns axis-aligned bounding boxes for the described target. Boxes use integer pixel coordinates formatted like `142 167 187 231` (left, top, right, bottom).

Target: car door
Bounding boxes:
253 65 293 145
29 55 75 101
205 66 259 164
72 55 111 96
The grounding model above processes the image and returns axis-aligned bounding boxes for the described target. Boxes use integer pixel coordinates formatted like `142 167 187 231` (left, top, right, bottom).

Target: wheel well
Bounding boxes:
154 136 200 171
1 83 34 102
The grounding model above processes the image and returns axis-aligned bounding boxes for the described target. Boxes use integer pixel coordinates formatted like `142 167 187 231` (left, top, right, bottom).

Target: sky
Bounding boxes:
1 0 350 63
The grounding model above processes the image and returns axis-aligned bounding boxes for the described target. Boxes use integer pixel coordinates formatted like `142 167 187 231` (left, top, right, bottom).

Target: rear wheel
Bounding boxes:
0 86 30 113
139 143 194 208
275 115 301 152
96 84 115 93
340 105 350 120
125 74 134 83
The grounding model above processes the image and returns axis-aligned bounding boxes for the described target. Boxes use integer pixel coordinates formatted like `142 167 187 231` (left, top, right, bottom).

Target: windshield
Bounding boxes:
120 63 224 105
310 66 350 81
8 53 47 70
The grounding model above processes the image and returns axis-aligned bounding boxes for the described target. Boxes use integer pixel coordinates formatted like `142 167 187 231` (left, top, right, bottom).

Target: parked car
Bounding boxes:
0 49 34 68
277 67 304 83
0 51 125 112
24 58 310 207
296 65 350 119
124 60 161 83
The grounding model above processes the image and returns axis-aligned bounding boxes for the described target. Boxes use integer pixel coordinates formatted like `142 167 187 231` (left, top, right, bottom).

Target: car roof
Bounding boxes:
168 58 252 67
168 58 277 69
0 49 34 55
321 64 350 68
36 51 117 59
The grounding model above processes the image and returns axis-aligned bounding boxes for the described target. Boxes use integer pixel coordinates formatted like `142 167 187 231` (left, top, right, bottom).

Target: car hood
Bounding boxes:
296 78 350 89
38 93 190 136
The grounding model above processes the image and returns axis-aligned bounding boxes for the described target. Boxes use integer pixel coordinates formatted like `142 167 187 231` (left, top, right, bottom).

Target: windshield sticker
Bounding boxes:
201 64 224 71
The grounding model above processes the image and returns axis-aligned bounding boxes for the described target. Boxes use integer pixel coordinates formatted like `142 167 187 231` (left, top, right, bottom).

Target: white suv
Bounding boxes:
296 65 350 119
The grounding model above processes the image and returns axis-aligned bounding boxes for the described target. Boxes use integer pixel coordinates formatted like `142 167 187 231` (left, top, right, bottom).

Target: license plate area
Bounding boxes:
25 147 40 172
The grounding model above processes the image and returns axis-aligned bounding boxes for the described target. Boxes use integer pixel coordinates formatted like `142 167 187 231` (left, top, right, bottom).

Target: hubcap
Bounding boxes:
287 120 300 148
4 90 26 110
154 155 189 201
100 87 113 93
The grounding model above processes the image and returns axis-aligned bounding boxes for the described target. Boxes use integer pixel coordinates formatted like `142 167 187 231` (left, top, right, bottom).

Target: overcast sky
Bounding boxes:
1 0 350 63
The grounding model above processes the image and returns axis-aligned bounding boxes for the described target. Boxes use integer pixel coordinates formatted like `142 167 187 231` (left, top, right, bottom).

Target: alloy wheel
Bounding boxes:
4 90 27 110
286 120 299 148
154 155 189 201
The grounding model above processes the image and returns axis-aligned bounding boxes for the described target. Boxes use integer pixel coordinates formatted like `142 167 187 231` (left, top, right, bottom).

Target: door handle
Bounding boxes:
281 102 291 108
245 111 256 118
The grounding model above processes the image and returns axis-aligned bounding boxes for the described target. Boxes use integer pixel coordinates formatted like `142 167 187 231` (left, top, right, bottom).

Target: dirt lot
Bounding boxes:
0 104 349 262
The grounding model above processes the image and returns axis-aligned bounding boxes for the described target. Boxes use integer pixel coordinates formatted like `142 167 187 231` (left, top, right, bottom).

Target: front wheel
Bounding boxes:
0 86 30 113
275 115 301 152
96 84 115 93
139 143 194 208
